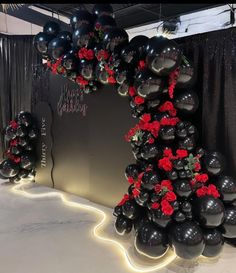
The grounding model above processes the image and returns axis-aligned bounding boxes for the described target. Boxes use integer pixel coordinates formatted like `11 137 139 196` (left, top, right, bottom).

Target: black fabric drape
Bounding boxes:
176 27 236 179
0 34 41 160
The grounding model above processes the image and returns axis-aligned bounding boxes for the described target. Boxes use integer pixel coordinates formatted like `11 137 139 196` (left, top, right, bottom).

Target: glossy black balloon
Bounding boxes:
95 64 109 84
70 10 94 30
115 215 133 235
146 36 182 76
49 37 71 60
130 35 149 57
43 21 60 36
173 179 192 198
57 31 72 42
0 159 19 178
5 126 16 141
114 63 130 85
113 205 123 217
134 216 150 232
16 125 27 137
33 32 55 56
152 209 172 228
117 80 130 97
176 58 195 88
134 69 164 100
141 144 161 160
178 136 196 151
61 51 78 70
159 126 175 142
135 223 168 258
94 15 116 31
193 196 225 228
78 59 94 80
17 112 33 127
125 164 140 180
121 44 139 65
93 4 114 17
222 206 236 238
72 24 94 49
174 90 199 114
202 228 224 257
167 170 178 180
215 176 236 203
103 27 129 52
203 152 225 176
142 170 160 190
20 153 36 170
173 211 186 222
18 137 29 147
169 221 205 259
10 145 23 156
135 191 149 207
122 200 138 220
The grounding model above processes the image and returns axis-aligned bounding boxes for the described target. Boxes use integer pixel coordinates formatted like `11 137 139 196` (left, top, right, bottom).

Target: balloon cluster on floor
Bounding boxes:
33 4 236 261
0 112 38 182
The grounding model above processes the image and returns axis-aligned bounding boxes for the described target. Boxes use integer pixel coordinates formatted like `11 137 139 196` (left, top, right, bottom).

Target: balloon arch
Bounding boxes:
2 3 235 266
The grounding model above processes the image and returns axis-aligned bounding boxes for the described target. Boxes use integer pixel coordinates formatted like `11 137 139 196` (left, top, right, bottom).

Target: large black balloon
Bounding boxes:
135 223 168 258
0 159 19 178
134 69 164 100
43 21 60 36
94 15 116 31
57 31 72 42
152 209 172 228
176 59 196 88
115 215 133 235
72 24 94 49
202 228 224 257
174 90 199 114
122 200 138 220
33 32 55 56
222 206 236 238
103 27 129 52
141 171 160 190
134 216 151 232
203 152 225 176
169 221 205 259
5 125 17 141
193 196 225 228
146 36 182 76
215 176 236 203
173 179 192 198
114 63 131 85
20 153 36 170
16 125 27 137
125 164 140 180
92 4 114 17
17 112 33 127
70 10 94 30
130 35 149 57
48 38 71 60
78 59 94 80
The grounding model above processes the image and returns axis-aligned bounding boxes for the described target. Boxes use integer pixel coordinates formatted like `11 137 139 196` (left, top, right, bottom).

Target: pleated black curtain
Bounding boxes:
0 34 41 160
176 27 236 179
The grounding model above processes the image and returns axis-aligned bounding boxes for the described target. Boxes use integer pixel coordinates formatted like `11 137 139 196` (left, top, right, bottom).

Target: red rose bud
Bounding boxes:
160 180 173 191
138 60 146 69
148 138 154 144
163 148 173 158
128 86 136 97
176 149 188 158
151 202 160 209
164 191 176 202
127 177 135 184
161 199 174 215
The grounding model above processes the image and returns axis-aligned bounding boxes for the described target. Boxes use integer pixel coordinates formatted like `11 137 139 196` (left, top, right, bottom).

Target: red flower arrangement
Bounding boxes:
96 49 110 61
158 157 173 171
78 48 94 61
160 117 180 126
158 101 177 117
47 57 64 75
9 120 19 129
76 76 89 86
134 96 145 105
196 184 220 198
168 67 180 99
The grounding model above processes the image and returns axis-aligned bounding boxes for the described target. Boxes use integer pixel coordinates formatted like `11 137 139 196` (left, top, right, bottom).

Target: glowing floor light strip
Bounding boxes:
11 181 177 272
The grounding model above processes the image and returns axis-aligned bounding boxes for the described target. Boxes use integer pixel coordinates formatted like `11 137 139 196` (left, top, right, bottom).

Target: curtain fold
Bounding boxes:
0 34 41 159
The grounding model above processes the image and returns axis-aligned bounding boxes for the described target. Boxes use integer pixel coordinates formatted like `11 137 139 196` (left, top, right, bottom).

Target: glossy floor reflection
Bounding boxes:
0 179 235 273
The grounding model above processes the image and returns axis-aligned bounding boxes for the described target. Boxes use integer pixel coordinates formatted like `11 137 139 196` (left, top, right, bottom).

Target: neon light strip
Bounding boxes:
11 181 177 272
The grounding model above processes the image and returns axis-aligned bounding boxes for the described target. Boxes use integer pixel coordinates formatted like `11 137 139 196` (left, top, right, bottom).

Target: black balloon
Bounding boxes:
173 211 186 222
78 59 94 80
28 128 38 139
122 200 138 220
174 90 199 114
18 137 29 147
142 171 160 190
121 44 139 65
17 112 33 127
159 126 176 142
94 15 116 31
43 21 60 36
193 196 225 228
113 205 123 217
70 10 94 30
178 136 196 151
141 144 161 160
173 179 192 198
169 221 205 259
176 58 195 88
203 152 225 176
115 215 133 235
5 125 16 141
202 228 224 257
117 80 130 97
95 64 109 84
72 24 94 49
48 38 71 60
222 206 236 238
0 159 19 178
20 153 35 170
10 145 23 156
103 27 129 52
152 209 172 228
130 35 149 57
215 176 236 203
135 223 168 258
16 125 27 137
135 191 149 207
33 32 55 56
134 216 150 232
125 164 140 180
146 36 182 76
18 169 31 179
93 4 114 17
57 31 72 42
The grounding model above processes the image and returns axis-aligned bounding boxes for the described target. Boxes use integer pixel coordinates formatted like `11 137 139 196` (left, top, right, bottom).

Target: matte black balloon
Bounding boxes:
125 164 140 180
72 24 94 49
93 4 114 17
113 205 123 217
0 159 19 178
135 223 168 258
152 209 172 228
215 176 236 203
78 59 94 80
122 200 138 220
159 126 175 142
130 35 149 57
48 38 71 60
203 152 225 176
135 191 149 207
121 44 139 65
146 36 182 76
193 196 225 228
43 21 60 36
178 136 196 151
115 215 133 235
222 206 236 238
16 125 27 137
176 59 195 88
202 228 224 257
134 69 164 100
174 90 199 114
33 32 55 56
17 112 33 127
57 31 72 42
103 27 129 52
20 153 35 170
141 144 161 160
142 171 160 190
70 10 94 30
5 126 16 141
169 221 205 259
94 15 116 31
10 145 23 156
173 179 192 198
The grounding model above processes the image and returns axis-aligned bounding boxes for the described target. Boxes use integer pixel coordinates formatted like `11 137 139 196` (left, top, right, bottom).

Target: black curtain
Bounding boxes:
176 27 236 179
0 34 41 160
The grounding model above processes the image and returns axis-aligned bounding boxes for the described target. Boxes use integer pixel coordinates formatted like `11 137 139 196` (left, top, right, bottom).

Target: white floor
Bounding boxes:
0 179 235 273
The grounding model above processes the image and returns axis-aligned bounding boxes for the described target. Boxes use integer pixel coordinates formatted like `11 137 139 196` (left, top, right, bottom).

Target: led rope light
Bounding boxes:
11 180 177 272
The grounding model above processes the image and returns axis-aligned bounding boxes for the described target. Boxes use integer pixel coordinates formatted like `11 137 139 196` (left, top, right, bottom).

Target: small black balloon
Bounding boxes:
57 31 72 42
167 170 178 180
61 51 78 71
43 21 60 36
5 126 16 141
174 90 199 114
20 153 36 170
142 171 160 190
173 211 186 222
203 152 225 176
78 59 94 80
122 200 138 220
0 159 20 178
94 15 116 31
48 38 71 60
72 24 94 49
113 205 123 217
202 228 224 258
70 10 94 30
121 44 139 65
33 32 55 56
16 125 27 137
215 176 236 203
159 126 175 142
135 223 168 258
115 215 133 235
18 137 29 147
173 179 192 198
125 164 140 180
152 209 172 228
141 144 161 160
10 145 23 156
176 58 195 88
222 206 236 238
117 81 130 97
178 136 196 151
103 27 129 52
17 112 33 127
135 191 149 207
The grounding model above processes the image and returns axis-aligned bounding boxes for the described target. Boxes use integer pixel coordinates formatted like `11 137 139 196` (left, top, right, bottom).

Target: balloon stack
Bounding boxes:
0 112 38 182
33 4 236 262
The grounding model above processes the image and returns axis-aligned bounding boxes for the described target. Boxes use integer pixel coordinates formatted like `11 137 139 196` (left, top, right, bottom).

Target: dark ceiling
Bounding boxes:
1 3 223 30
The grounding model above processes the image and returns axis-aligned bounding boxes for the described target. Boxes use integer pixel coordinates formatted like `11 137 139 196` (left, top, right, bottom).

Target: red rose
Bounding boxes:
127 177 135 184
96 49 109 61
107 76 116 84
141 113 151 123
176 149 188 158
163 148 173 158
148 138 154 144
95 23 101 30
195 174 209 183
196 186 208 197
207 184 220 198
194 162 201 171
76 76 89 86
104 64 114 76
132 188 140 197
138 60 146 70
154 184 161 193
10 139 18 147
161 200 174 216
151 202 160 209
128 86 136 97
85 49 94 60
161 180 173 191
134 96 145 105
158 101 177 116
158 157 173 171
14 157 21 163
164 191 176 202
134 181 141 189
160 117 180 126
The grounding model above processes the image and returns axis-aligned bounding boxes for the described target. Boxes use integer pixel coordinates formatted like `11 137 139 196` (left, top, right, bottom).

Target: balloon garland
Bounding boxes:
33 4 236 262
0 112 38 182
